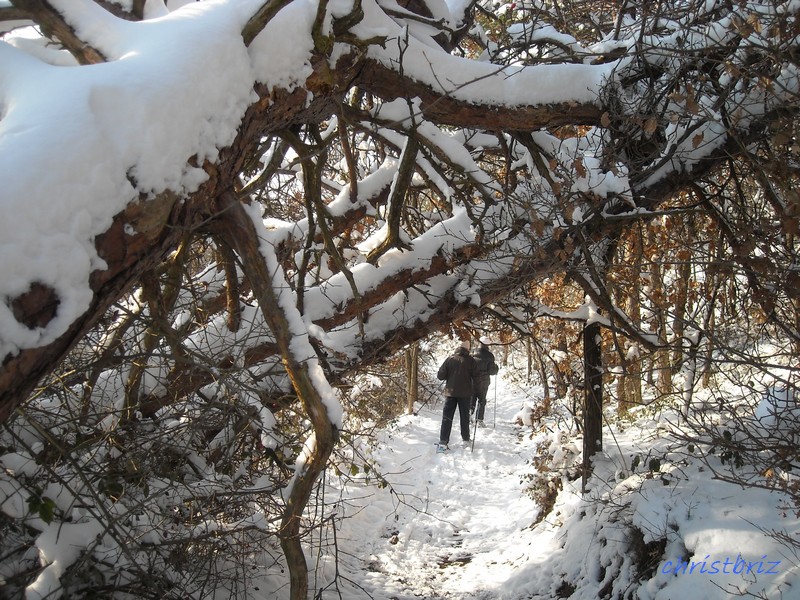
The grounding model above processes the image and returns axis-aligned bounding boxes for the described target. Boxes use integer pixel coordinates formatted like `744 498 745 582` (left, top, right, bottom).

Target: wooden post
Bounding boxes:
582 320 603 494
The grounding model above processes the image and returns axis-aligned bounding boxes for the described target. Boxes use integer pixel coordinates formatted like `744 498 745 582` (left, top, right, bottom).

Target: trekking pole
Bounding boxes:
471 399 478 452
493 376 497 430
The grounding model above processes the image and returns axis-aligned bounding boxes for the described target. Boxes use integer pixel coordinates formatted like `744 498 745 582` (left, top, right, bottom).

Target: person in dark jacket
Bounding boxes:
471 336 498 427
437 341 477 447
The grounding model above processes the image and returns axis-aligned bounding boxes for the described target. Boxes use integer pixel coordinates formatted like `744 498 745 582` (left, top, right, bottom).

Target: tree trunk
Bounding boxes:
616 360 628 412
526 337 533 382
625 356 643 411
582 320 603 494
701 264 721 389
532 337 551 400
618 231 643 416
672 237 693 371
682 334 700 420
405 342 419 415
214 195 338 600
554 321 569 399
648 229 672 397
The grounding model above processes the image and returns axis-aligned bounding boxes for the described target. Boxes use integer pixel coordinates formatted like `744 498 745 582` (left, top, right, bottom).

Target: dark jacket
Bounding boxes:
437 347 477 398
472 345 498 392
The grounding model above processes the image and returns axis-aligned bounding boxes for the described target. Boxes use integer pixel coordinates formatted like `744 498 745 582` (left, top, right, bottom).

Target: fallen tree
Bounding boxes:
1 1 799 598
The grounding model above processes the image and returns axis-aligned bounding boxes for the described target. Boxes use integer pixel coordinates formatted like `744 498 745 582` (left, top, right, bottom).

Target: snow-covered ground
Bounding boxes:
2 351 798 599
332 381 545 600
251 369 800 599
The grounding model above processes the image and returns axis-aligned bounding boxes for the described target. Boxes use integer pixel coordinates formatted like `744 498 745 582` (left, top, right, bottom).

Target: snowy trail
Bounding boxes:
253 367 800 600
332 376 547 600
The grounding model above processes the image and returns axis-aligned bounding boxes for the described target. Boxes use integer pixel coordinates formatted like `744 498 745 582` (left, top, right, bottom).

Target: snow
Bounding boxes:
357 0 615 108
243 201 343 429
0 1 256 360
236 364 799 599
27 520 106 600
248 0 317 90
2 1 799 598
2 343 798 599
0 0 618 365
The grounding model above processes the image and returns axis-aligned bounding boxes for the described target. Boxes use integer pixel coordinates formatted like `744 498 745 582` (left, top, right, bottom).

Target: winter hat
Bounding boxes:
479 336 491 345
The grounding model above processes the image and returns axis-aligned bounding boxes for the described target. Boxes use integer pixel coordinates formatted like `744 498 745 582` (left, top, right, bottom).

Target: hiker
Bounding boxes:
471 336 499 427
437 340 477 448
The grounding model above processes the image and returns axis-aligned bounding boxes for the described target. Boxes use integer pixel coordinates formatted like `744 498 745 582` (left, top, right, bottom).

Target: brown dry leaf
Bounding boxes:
574 158 586 178
669 91 686 103
747 13 762 34
772 131 792 146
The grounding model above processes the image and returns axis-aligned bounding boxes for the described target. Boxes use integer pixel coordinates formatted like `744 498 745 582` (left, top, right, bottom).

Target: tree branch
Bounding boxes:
212 192 338 600
9 0 107 64
357 58 603 131
366 134 418 263
241 0 297 47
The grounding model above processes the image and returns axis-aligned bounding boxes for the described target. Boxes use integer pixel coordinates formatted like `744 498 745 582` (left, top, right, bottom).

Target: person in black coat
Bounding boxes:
471 336 498 426
437 341 477 447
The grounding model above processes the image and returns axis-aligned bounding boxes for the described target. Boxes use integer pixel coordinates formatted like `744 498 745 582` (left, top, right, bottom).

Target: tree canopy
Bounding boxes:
1 0 799 598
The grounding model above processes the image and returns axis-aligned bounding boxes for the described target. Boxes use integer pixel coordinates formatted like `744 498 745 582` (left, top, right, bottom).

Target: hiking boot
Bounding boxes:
477 420 485 428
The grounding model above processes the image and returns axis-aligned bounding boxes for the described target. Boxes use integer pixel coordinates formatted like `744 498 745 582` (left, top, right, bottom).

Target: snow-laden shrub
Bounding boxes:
517 390 798 600
516 392 581 526
0 389 293 599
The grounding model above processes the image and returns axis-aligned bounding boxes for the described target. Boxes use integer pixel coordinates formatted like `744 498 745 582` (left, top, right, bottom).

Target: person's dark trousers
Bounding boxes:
439 396 471 443
474 385 489 421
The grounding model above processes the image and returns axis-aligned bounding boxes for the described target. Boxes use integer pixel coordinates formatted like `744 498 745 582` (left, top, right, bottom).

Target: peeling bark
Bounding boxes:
10 282 60 330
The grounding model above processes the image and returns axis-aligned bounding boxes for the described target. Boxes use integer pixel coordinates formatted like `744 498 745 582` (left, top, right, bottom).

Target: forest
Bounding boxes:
0 0 798 598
